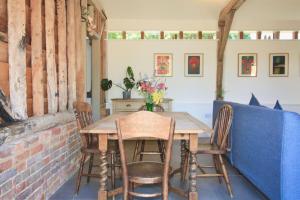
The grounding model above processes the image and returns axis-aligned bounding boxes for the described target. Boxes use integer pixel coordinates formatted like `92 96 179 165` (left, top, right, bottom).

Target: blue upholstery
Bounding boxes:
213 100 300 200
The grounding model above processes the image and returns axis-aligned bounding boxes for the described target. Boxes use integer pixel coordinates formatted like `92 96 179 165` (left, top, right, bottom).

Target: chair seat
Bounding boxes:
127 161 164 184
185 138 225 154
197 143 226 154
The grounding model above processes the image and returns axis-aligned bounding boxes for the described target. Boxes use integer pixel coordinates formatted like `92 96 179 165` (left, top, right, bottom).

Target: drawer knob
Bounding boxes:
126 104 131 107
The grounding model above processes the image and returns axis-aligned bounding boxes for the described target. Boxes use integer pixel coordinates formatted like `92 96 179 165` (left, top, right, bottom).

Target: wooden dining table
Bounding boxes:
80 112 212 200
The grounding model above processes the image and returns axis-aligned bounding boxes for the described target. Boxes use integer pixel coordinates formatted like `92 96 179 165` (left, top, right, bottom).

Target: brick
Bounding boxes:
15 162 26 172
14 169 30 185
0 189 14 200
51 127 61 136
15 181 26 194
30 144 43 156
66 122 76 131
31 178 44 193
15 185 32 200
25 136 39 146
16 150 30 161
0 147 12 159
30 161 44 174
0 180 12 195
43 156 50 165
0 159 12 172
27 153 42 167
0 169 16 183
14 143 25 154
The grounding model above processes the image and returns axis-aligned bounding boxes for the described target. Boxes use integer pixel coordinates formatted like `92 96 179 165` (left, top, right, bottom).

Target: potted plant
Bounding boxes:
101 66 135 99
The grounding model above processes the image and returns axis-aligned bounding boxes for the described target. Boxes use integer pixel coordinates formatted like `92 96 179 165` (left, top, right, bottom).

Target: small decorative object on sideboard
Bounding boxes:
136 76 167 111
101 66 135 99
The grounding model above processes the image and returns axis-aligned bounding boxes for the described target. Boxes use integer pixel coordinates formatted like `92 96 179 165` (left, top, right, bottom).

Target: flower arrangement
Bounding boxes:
136 76 167 106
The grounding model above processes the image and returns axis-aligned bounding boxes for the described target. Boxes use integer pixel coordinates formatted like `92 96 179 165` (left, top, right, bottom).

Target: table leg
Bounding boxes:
180 140 187 180
189 134 198 200
98 135 108 200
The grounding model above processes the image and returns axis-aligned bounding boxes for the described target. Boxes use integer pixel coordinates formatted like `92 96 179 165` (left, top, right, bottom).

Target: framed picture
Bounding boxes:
238 53 257 77
154 53 173 77
184 53 204 77
269 53 289 77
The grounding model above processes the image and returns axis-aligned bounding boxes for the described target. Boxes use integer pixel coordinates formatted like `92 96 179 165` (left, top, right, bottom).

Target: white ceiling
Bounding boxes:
97 0 300 30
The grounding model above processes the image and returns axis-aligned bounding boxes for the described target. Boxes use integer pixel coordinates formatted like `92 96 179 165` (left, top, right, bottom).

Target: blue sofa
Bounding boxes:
213 100 300 200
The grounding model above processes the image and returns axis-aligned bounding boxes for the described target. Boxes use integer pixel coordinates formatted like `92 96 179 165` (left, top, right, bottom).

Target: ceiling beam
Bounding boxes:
216 0 246 100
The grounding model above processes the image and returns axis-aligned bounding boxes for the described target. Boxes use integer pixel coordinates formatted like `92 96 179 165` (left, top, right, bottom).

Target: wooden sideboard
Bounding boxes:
111 98 173 113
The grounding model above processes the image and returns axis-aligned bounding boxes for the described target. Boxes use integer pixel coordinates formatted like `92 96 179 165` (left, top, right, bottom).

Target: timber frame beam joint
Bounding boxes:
216 0 246 100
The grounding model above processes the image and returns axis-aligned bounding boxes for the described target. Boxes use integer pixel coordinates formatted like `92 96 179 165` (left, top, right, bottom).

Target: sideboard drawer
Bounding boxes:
113 101 144 112
111 98 173 113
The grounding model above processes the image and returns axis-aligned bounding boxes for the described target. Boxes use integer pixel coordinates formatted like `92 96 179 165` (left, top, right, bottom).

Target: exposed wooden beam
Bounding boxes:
216 0 246 100
75 0 85 102
219 0 246 20
57 0 68 111
7 0 27 120
67 0 77 109
81 0 88 101
31 0 44 116
45 0 58 113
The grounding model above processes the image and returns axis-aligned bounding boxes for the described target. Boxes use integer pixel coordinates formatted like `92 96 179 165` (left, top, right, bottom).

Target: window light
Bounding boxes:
279 31 293 40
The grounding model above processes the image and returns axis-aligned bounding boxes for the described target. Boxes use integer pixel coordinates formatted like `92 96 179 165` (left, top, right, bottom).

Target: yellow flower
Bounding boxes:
152 91 164 105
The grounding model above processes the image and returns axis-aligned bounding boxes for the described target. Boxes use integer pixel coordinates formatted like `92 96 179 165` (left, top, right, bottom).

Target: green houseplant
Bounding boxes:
101 66 135 99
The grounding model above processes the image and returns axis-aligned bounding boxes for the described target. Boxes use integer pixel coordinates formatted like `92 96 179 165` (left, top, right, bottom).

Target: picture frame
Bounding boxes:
154 53 173 77
184 53 204 77
238 53 257 77
269 53 289 77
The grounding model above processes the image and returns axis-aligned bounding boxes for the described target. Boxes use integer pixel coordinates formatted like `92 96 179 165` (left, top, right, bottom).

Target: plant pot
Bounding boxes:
122 91 131 99
146 103 154 112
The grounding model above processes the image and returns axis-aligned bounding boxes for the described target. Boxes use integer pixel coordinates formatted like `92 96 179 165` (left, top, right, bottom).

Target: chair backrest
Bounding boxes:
73 101 94 130
211 104 233 150
138 104 165 112
116 111 175 198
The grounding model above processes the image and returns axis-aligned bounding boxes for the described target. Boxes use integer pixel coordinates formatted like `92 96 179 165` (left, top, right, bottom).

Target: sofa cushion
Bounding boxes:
274 100 283 110
249 94 261 106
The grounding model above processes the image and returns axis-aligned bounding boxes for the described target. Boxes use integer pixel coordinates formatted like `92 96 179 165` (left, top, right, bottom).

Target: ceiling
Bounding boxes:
97 0 300 30
99 0 300 20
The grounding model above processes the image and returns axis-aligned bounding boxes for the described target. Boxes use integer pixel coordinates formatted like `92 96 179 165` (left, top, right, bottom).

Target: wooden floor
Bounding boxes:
50 141 267 200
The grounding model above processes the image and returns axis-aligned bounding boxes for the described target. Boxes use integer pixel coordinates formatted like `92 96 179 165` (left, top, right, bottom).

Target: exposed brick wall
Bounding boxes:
0 120 81 200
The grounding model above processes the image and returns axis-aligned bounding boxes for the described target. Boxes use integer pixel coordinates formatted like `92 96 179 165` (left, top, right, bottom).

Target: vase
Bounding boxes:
146 103 154 112
122 91 131 99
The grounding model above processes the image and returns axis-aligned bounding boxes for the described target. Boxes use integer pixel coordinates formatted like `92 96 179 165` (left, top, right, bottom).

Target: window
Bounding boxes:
228 31 239 40
243 31 257 40
164 31 179 40
108 31 122 40
261 31 273 40
126 31 141 40
279 31 293 40
183 31 197 39
144 31 160 40
202 31 217 39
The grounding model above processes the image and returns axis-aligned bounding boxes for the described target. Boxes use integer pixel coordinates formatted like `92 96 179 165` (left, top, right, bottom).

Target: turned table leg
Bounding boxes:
180 140 187 180
189 134 198 200
98 135 108 200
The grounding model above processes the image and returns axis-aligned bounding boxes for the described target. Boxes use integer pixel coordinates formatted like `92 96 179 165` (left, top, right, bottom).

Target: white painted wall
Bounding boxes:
224 40 300 113
106 39 300 125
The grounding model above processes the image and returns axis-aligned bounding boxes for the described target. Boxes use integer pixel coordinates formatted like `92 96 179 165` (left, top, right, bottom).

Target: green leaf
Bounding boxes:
101 79 112 91
123 77 135 90
126 66 134 80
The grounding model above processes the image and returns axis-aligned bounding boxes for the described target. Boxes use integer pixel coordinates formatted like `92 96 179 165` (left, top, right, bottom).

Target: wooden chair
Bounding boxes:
183 104 234 198
116 111 175 200
73 101 119 194
132 105 166 162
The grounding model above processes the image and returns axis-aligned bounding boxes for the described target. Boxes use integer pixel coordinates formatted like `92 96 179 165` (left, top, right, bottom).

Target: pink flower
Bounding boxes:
157 83 165 90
